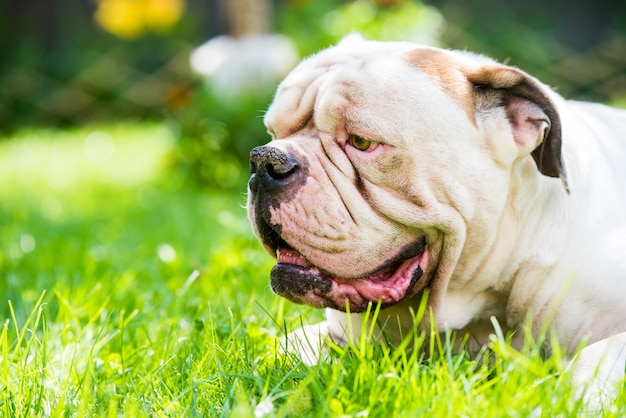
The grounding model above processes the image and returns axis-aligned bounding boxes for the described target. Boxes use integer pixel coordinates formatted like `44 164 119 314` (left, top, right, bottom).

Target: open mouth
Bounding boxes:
269 238 429 312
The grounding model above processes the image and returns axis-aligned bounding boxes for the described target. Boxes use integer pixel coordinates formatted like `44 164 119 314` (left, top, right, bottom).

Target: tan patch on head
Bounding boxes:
404 48 478 126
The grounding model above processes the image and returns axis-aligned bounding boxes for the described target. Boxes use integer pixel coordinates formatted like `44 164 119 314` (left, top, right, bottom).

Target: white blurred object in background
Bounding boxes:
190 34 298 98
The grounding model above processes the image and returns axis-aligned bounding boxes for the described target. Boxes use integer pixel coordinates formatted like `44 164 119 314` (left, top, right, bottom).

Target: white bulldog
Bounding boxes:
247 36 626 401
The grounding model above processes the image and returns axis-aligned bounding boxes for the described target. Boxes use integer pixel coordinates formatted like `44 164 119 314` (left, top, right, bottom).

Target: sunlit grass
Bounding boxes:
0 122 280 416
0 122 623 416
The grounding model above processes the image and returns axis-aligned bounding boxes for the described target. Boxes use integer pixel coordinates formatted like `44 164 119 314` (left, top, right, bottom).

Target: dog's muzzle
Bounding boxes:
248 145 429 312
248 145 308 258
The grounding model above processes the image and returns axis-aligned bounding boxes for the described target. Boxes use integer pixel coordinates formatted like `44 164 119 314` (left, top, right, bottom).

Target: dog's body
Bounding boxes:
247 36 626 399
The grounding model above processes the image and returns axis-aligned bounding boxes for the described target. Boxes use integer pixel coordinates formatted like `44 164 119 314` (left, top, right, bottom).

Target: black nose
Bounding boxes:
248 146 303 193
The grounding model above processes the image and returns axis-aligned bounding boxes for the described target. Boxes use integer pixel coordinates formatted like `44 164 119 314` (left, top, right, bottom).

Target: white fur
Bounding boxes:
251 37 626 405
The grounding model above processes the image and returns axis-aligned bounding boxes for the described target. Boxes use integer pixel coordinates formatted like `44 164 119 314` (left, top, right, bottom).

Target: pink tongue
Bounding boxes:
273 246 428 311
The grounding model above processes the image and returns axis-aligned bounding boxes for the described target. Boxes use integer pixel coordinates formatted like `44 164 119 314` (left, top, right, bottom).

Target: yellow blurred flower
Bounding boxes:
143 0 184 29
94 0 185 39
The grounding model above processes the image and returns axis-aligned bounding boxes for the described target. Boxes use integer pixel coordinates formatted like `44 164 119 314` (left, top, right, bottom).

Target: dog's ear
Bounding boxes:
467 66 569 192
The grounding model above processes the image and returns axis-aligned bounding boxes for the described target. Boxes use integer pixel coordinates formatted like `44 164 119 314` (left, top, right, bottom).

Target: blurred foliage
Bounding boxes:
277 0 444 55
433 0 626 103
170 84 272 189
0 0 207 130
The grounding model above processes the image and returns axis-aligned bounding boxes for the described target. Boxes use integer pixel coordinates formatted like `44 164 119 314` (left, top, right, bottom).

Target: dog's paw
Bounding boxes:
280 321 340 366
567 331 626 410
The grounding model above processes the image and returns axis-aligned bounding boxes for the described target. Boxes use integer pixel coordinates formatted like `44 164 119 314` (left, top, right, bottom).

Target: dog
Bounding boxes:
246 35 626 403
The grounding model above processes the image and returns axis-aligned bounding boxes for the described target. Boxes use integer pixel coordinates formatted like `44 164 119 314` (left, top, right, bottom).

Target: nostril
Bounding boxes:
249 160 258 174
267 160 298 180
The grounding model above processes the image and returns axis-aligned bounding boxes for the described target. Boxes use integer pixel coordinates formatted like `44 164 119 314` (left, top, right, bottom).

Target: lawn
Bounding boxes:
0 122 623 417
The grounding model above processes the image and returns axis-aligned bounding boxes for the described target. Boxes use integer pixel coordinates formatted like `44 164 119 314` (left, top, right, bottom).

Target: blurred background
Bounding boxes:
1 2 625 412
1 0 625 189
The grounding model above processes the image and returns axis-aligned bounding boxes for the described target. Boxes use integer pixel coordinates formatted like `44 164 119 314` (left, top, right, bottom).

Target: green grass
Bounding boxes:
0 123 623 417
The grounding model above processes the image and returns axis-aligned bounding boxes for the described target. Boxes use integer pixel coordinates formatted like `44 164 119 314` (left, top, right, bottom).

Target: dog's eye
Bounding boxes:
348 134 377 152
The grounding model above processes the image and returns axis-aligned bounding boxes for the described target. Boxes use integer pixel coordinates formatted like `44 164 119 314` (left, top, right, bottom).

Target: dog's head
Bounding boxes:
247 36 567 313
